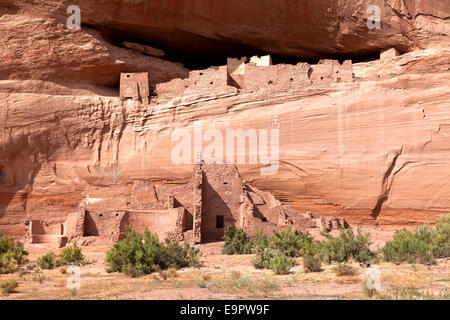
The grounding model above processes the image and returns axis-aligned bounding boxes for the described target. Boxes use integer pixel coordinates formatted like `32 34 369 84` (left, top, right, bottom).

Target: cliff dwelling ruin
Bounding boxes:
25 163 347 248
25 54 358 248
120 54 355 105
119 72 150 103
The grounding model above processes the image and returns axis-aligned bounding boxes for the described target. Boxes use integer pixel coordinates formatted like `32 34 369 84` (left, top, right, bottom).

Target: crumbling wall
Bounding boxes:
200 163 245 241
155 66 235 104
120 72 150 103
125 209 181 240
131 181 165 210
227 57 247 89
166 207 189 241
310 59 353 84
155 56 353 104
25 219 67 248
82 211 118 237
59 163 349 246
193 164 202 243
249 55 272 66
64 209 85 243
244 62 311 92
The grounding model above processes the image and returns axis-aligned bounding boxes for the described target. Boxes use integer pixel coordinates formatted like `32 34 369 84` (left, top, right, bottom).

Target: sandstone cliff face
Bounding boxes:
2 0 449 60
0 1 449 239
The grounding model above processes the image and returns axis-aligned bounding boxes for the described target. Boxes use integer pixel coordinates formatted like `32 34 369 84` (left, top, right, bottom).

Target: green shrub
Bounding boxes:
269 255 294 275
0 234 28 274
303 255 322 272
163 239 199 269
382 227 433 264
381 214 450 264
36 243 86 270
222 226 252 255
106 228 198 277
315 227 374 263
251 247 280 269
0 279 18 295
269 228 312 257
36 252 58 270
250 229 269 252
252 246 294 275
430 214 450 258
58 242 86 266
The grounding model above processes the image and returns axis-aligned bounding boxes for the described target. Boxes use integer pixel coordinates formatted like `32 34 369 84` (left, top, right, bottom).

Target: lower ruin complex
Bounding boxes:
25 163 347 247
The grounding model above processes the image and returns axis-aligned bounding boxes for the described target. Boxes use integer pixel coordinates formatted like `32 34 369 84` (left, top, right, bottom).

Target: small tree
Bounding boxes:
222 226 252 255
106 228 198 277
0 234 28 274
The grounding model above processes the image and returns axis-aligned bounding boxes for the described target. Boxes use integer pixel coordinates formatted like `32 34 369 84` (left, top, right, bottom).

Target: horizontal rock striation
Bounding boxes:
0 1 449 240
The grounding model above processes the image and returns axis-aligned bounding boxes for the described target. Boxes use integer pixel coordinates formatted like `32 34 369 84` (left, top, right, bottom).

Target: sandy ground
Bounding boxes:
0 226 449 300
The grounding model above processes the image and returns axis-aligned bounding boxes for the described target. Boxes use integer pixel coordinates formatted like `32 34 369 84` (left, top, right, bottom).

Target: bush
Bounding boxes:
222 226 252 255
251 247 280 269
0 234 28 274
36 252 58 270
269 228 313 257
36 243 87 270
430 214 450 258
106 228 198 277
59 242 86 265
315 227 374 263
333 263 358 276
0 279 18 295
381 215 450 265
381 214 450 264
303 255 322 272
250 229 269 252
269 255 294 275
382 228 434 264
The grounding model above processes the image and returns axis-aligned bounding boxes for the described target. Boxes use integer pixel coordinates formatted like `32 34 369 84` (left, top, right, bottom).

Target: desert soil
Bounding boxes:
1 226 449 300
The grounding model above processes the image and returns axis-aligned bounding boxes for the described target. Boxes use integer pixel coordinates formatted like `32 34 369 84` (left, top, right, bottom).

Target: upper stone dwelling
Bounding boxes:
227 55 354 91
119 55 354 104
119 72 150 104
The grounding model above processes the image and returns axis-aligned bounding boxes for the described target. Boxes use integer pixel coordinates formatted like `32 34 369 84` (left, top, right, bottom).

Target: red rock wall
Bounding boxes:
0 0 449 240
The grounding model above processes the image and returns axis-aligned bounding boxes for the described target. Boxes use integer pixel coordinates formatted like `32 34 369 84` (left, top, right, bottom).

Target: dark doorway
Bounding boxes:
216 215 224 229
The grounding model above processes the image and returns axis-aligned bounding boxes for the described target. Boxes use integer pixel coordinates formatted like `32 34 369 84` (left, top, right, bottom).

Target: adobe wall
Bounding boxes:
249 55 272 66
30 220 63 235
200 163 245 241
54 163 350 246
193 164 202 243
244 62 311 92
121 209 181 240
120 72 150 103
227 57 247 89
132 55 353 105
83 211 118 237
310 59 353 84
155 66 235 104
58 179 196 244
27 219 66 247
81 181 194 216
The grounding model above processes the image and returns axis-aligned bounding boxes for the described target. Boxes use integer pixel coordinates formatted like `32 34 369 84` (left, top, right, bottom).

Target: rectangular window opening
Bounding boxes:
216 215 224 228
